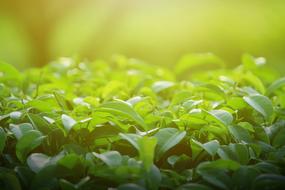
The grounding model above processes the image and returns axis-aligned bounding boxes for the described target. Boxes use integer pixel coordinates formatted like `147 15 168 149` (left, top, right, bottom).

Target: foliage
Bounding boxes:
0 54 285 190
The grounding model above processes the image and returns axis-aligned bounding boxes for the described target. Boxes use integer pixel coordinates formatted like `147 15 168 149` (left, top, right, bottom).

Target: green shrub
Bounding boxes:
0 54 285 190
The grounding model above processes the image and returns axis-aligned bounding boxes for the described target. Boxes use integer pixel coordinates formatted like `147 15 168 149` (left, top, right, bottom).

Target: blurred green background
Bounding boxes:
0 0 285 71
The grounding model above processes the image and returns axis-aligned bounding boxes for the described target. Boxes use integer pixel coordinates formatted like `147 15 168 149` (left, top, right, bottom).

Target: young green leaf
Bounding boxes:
119 133 141 150
10 123 34 140
152 81 174 93
232 166 260 190
252 174 285 190
138 136 157 171
175 53 224 75
266 77 285 96
228 125 252 143
243 95 273 120
27 153 51 173
62 114 77 132
93 151 122 167
192 139 220 156
217 144 250 164
16 130 46 162
207 110 233 126
99 100 148 130
154 128 186 160
0 61 21 82
197 159 241 171
197 159 240 190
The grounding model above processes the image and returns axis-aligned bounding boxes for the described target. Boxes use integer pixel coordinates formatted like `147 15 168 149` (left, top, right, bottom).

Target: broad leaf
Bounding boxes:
192 139 220 156
99 100 148 130
154 128 186 160
243 95 273 120
217 143 250 165
62 114 77 132
93 151 122 167
152 81 174 93
138 136 157 171
266 77 285 96
207 110 233 126
16 130 46 162
228 125 252 142
27 153 50 173
119 133 141 150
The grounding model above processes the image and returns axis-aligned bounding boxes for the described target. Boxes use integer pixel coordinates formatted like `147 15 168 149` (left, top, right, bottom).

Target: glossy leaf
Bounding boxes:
243 95 273 119
266 77 285 95
62 114 77 132
99 100 148 130
93 151 122 167
154 128 186 160
138 136 157 170
27 153 51 173
16 130 46 162
207 110 233 126
192 139 220 156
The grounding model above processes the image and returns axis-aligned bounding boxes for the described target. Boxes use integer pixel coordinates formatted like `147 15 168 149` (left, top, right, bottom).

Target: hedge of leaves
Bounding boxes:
1 54 285 190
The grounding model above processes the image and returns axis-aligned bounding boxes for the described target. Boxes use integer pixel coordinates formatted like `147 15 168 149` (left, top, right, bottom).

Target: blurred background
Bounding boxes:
0 0 285 71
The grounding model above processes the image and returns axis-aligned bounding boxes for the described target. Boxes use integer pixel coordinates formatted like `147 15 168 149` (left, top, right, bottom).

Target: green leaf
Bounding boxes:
175 53 224 75
28 113 52 134
197 160 240 190
138 136 157 171
217 143 250 165
192 139 220 156
272 127 285 147
145 165 161 190
266 77 285 96
227 97 248 110
232 166 260 190
10 123 34 140
154 128 186 160
53 91 72 111
242 54 258 70
30 165 58 190
243 95 274 119
252 174 285 190
0 127 7 153
93 151 122 167
99 100 148 130
197 159 240 171
27 99 57 112
238 122 255 132
16 130 46 162
58 154 82 170
242 72 266 94
228 125 252 142
152 81 174 93
62 114 77 132
119 133 141 150
0 61 21 82
207 110 233 126
27 153 51 173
